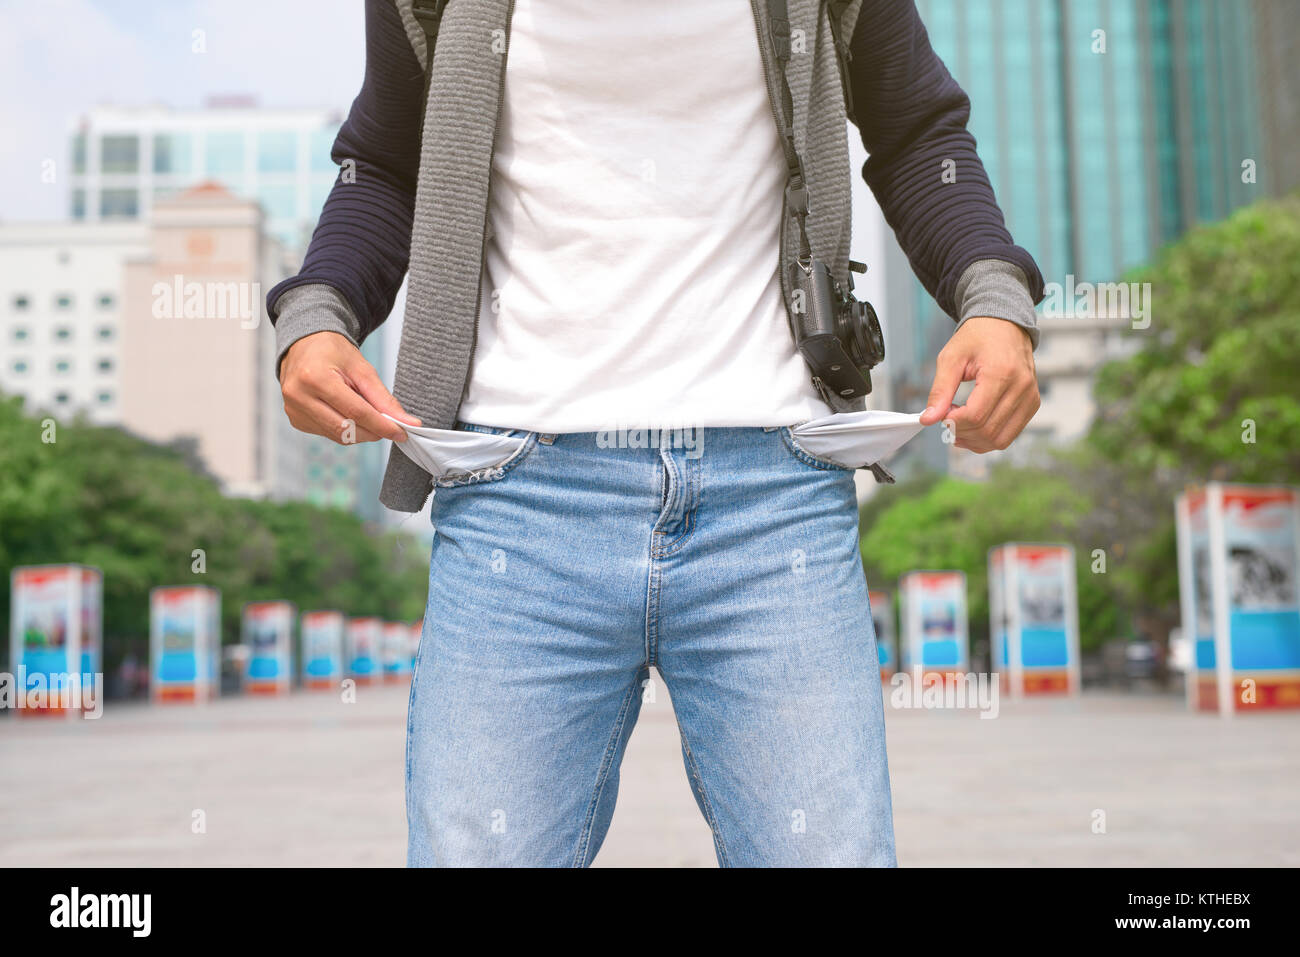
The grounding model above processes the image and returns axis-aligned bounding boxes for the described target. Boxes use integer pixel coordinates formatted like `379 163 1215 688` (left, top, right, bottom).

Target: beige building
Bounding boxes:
120 183 302 498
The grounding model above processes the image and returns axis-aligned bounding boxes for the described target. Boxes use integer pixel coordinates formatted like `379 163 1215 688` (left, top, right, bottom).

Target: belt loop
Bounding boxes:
538 433 556 445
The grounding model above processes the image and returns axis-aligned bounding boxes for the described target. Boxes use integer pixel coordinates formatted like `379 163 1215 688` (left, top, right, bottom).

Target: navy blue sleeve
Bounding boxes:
847 0 1045 318
266 0 424 341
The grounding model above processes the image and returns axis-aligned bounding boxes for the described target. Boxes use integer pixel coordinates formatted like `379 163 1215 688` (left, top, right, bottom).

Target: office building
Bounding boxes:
879 0 1278 477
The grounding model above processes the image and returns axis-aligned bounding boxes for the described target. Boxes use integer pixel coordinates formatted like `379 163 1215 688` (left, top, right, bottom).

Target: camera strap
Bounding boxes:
765 0 815 273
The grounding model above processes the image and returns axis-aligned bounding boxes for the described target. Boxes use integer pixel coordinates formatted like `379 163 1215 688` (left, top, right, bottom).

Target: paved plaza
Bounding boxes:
2 678 1297 867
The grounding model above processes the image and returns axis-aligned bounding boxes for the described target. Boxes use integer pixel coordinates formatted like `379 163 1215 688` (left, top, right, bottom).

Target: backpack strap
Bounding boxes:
411 0 450 129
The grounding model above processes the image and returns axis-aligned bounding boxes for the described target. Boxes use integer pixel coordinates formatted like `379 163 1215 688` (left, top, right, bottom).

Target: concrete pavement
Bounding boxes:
1 677 1296 866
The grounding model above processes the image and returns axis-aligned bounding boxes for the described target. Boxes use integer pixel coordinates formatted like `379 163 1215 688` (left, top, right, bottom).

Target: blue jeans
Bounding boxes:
406 425 896 866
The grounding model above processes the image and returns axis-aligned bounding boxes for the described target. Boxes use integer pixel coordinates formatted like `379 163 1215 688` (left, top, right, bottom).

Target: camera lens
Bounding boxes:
836 299 884 371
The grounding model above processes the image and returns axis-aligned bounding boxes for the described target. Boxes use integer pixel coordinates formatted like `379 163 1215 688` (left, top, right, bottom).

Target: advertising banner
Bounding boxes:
410 621 423 672
300 610 344 690
899 571 968 681
242 601 294 695
346 617 383 685
1177 484 1300 715
150 585 221 703
10 564 102 717
868 590 896 681
382 621 414 683
989 544 1080 696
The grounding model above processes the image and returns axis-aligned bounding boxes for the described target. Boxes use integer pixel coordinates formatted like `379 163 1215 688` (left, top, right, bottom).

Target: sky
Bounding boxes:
0 0 365 221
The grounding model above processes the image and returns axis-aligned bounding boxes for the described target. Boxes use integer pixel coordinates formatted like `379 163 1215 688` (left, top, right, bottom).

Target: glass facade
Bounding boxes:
257 131 298 173
204 131 245 178
911 0 1264 288
100 134 139 174
153 133 193 175
883 0 1268 476
99 188 139 219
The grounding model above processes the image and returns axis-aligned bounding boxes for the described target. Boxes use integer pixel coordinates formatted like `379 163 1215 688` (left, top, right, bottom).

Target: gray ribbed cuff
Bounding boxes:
953 259 1040 350
271 284 362 378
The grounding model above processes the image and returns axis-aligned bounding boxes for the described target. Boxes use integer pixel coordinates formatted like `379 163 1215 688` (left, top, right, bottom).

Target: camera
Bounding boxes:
788 259 885 404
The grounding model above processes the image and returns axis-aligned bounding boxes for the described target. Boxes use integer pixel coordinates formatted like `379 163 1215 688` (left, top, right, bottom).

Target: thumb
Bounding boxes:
347 359 422 427
920 352 965 426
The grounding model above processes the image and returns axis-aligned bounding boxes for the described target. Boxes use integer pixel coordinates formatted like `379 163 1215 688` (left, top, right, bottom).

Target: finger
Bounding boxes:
345 360 421 429
297 394 382 444
955 381 1035 453
920 352 968 425
978 375 1030 444
316 373 409 443
988 385 1041 451
946 371 1007 441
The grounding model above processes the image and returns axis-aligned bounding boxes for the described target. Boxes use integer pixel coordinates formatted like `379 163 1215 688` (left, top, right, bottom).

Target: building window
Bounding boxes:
98 293 115 310
97 325 115 340
71 189 86 220
310 128 338 173
54 294 74 310
257 131 297 173
100 134 140 174
96 358 114 373
11 359 28 374
153 133 193 175
205 131 245 177
54 326 73 341
257 183 297 222
54 392 70 405
11 327 29 341
11 295 30 311
100 188 139 219
97 390 114 405
53 359 72 374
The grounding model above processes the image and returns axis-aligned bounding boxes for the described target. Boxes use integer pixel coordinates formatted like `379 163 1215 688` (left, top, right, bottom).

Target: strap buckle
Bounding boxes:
412 0 449 34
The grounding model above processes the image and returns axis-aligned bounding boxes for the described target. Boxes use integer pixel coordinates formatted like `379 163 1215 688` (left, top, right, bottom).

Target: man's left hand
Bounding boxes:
917 316 1040 453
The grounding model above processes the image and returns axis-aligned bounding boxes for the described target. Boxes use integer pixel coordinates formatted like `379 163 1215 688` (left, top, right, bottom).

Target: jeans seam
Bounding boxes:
404 622 426 861
679 730 730 867
572 676 641 867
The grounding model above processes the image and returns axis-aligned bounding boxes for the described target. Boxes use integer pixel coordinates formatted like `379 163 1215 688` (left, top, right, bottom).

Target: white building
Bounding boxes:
67 99 342 250
0 222 149 425
64 99 391 517
0 184 305 501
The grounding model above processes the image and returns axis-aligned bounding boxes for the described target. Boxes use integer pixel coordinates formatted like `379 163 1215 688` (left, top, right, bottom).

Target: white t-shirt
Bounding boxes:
457 0 833 433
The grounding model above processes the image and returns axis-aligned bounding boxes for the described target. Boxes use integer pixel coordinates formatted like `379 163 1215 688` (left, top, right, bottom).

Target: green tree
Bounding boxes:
861 466 1121 657
0 396 429 673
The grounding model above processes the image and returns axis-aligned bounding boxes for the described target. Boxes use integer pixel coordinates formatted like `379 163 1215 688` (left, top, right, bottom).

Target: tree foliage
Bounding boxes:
0 396 429 670
859 195 1300 652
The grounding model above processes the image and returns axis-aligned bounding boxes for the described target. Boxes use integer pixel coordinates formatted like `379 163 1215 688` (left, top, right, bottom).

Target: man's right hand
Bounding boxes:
280 331 420 444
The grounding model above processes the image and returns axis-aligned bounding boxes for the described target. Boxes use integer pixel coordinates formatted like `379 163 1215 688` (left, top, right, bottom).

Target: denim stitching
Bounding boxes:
656 449 700 556
572 676 641 867
404 619 427 861
679 729 731 867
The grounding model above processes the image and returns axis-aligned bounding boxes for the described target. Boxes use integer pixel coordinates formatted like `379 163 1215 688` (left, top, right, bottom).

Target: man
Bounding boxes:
269 0 1043 866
